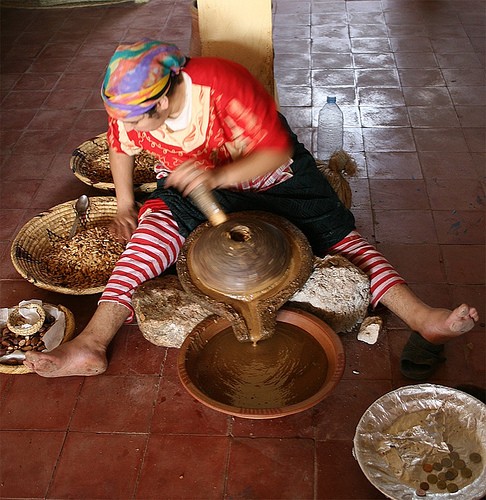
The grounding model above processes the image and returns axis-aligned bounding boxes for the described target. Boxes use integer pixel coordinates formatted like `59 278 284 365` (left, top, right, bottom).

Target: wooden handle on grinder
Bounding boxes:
189 184 228 226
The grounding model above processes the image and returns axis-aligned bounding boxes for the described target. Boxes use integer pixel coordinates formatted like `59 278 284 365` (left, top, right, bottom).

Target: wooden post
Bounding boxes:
195 0 277 100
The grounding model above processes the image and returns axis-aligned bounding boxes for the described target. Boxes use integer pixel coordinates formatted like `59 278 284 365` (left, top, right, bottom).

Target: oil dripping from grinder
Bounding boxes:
182 184 314 345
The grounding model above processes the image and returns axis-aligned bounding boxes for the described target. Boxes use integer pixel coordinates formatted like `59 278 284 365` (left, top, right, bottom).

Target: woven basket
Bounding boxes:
0 303 75 375
70 133 158 193
11 196 120 295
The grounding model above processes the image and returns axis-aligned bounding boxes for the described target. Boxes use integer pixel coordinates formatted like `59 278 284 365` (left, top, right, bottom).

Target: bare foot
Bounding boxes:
419 304 479 344
24 336 107 377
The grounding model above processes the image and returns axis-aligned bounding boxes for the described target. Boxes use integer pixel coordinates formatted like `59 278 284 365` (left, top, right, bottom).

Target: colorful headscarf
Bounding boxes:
101 39 186 120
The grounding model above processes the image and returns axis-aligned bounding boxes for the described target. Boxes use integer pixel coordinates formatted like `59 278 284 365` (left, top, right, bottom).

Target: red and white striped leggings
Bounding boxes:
100 208 405 321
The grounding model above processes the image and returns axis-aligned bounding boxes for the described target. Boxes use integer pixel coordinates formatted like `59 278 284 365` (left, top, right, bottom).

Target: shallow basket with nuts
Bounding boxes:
11 196 125 295
0 302 75 374
70 132 157 192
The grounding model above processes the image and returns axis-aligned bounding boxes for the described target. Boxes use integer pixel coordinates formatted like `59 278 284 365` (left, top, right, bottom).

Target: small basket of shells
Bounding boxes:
11 196 126 294
70 132 158 193
0 300 75 375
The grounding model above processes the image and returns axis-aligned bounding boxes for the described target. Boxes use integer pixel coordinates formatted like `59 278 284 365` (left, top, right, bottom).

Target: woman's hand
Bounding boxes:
108 147 138 241
110 204 139 242
164 148 292 197
165 160 218 197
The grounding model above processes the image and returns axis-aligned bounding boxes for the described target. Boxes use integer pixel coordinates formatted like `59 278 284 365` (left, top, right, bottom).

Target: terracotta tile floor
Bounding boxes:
0 0 485 498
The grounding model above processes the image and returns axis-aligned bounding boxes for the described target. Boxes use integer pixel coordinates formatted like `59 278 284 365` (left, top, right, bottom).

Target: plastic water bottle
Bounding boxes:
316 96 343 161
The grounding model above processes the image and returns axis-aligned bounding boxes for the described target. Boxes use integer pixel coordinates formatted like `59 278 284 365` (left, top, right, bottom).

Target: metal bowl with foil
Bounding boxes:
353 384 486 499
177 308 345 419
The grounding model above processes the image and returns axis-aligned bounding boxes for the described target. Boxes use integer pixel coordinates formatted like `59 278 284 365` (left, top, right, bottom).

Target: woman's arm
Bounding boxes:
109 147 139 240
165 147 292 197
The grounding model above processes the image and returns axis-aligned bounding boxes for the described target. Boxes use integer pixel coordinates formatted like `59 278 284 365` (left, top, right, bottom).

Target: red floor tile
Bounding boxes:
403 86 452 106
374 209 437 244
0 208 25 239
1 153 55 181
362 128 415 152
1 374 83 430
441 245 486 284
105 324 167 376
375 243 445 284
136 434 229 499
313 379 393 441
48 432 146 499
316 440 387 499
0 179 43 209
29 108 82 130
433 210 485 245
369 179 429 210
70 374 158 433
425 177 484 211
413 128 469 152
14 73 60 91
0 430 65 499
341 331 392 381
226 437 314 499
13 129 68 155
463 330 486 382
231 409 315 439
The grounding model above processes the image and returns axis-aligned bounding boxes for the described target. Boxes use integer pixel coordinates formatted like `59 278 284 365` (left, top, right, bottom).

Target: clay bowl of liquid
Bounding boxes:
177 307 345 419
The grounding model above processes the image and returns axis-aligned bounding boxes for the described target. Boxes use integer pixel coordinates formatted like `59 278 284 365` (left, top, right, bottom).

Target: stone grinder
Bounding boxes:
176 185 345 418
177 185 314 343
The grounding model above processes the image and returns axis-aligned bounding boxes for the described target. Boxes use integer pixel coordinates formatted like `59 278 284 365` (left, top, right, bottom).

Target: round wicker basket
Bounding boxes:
0 303 75 375
7 302 46 336
70 132 157 192
11 196 120 295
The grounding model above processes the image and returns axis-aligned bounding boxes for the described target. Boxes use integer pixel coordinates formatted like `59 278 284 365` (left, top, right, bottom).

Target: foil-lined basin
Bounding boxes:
353 384 486 499
177 308 345 419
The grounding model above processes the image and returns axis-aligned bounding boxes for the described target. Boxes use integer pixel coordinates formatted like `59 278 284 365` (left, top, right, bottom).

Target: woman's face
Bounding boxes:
122 109 168 132
122 98 170 132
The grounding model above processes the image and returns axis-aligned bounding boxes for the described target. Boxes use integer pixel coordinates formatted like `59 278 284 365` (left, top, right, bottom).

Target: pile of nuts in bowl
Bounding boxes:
42 226 125 289
1 305 56 364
